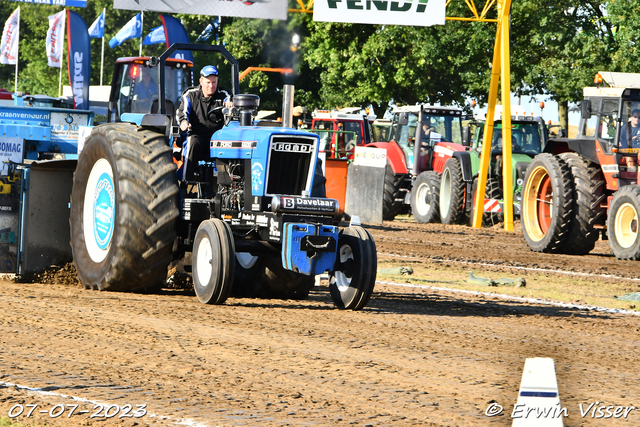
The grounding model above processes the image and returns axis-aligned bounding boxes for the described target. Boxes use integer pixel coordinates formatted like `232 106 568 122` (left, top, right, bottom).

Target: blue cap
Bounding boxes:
200 65 219 77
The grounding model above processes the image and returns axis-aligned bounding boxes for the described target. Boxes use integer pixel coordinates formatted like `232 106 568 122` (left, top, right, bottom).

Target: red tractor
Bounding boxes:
366 105 467 221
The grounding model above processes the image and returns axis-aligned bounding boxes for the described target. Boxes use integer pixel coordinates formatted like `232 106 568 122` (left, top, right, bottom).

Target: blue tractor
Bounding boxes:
70 44 377 310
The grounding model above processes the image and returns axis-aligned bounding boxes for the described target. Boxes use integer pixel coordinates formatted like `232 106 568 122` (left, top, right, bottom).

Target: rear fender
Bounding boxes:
452 151 474 182
432 142 467 174
545 137 619 190
120 113 172 137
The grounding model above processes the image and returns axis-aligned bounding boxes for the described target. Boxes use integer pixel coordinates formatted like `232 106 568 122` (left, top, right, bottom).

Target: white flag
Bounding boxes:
0 7 20 65
46 10 65 68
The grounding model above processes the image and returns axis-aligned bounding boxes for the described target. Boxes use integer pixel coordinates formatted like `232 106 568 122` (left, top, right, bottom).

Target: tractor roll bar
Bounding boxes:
157 43 240 115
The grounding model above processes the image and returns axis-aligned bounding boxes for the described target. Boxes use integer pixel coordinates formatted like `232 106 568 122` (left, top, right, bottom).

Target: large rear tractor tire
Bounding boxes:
383 163 404 221
608 185 640 260
521 153 573 253
192 219 235 304
439 157 467 225
70 123 179 291
410 171 441 224
329 226 377 310
559 153 606 255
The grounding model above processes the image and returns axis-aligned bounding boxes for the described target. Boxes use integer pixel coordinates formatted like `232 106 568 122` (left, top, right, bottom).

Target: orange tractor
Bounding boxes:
521 72 640 259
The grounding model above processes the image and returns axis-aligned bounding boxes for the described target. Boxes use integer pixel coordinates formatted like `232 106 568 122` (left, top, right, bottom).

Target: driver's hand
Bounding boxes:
180 120 191 132
224 96 233 109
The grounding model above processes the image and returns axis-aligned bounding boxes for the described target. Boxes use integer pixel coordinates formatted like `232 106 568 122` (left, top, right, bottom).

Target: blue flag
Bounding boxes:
66 10 90 110
159 15 193 63
143 25 165 46
195 21 217 43
88 10 104 38
109 13 141 48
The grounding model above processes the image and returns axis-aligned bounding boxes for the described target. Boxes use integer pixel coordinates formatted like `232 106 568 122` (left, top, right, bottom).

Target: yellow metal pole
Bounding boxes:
499 0 513 232
471 21 502 228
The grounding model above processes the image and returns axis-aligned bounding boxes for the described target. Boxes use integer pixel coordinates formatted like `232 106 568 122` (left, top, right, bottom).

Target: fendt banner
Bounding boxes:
114 0 287 20
314 0 446 26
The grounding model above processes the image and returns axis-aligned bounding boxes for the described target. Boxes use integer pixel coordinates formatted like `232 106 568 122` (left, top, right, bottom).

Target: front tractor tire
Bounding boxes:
70 123 180 291
193 219 235 304
410 171 441 224
439 157 467 225
521 153 573 253
329 226 377 310
608 185 640 260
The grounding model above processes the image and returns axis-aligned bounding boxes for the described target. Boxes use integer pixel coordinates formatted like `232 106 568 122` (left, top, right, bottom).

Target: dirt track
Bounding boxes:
2 219 640 426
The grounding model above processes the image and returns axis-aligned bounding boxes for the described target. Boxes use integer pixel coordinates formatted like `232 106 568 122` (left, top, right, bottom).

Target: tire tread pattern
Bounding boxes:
559 153 606 255
383 163 404 221
441 158 466 225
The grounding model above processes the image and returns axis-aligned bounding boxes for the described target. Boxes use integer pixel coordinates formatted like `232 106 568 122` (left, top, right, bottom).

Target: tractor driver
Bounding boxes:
133 68 158 113
620 108 640 149
176 65 233 180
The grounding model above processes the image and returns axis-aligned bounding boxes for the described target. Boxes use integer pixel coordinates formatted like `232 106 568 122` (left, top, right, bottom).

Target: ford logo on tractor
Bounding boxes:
272 142 313 153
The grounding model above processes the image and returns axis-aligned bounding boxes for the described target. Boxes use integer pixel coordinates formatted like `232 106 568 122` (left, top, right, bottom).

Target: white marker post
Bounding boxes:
512 357 565 427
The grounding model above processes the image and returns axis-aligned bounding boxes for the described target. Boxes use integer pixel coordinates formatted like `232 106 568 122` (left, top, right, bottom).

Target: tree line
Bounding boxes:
0 0 636 128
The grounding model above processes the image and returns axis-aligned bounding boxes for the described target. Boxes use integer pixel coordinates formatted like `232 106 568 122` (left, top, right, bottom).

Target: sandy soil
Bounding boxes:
1 219 640 426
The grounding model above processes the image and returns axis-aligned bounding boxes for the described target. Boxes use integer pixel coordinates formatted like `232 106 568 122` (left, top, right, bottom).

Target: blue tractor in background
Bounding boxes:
70 44 377 310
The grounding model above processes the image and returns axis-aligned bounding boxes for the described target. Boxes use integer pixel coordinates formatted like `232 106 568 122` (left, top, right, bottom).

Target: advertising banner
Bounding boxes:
159 15 193 62
0 7 20 65
313 0 446 26
66 10 90 110
114 0 287 20
46 10 65 68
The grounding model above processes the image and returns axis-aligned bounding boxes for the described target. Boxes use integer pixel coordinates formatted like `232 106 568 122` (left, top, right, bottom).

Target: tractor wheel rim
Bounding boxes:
615 202 638 249
335 243 354 292
522 165 553 242
83 158 115 263
441 169 451 214
236 252 258 269
415 182 432 215
196 236 213 285
537 174 553 233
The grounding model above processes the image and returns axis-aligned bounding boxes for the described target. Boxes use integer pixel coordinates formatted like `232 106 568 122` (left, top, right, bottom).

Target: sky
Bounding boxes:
473 94 581 126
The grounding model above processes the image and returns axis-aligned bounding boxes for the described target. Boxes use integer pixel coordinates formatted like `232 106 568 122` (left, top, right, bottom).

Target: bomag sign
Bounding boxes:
313 0 445 26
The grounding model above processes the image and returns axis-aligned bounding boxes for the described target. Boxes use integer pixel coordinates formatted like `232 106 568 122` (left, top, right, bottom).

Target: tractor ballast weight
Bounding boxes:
71 43 376 310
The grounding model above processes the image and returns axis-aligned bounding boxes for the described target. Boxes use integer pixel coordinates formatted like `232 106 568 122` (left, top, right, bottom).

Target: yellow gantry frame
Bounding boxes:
289 0 515 231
